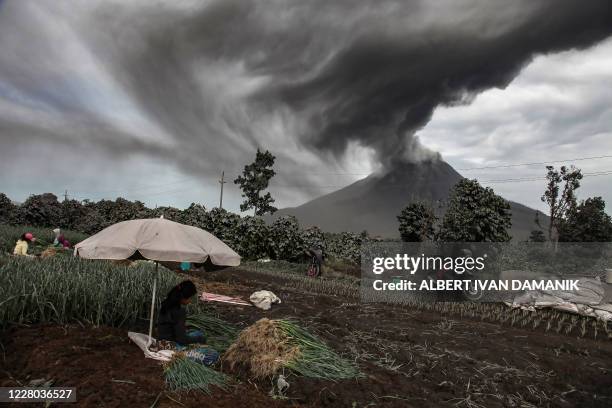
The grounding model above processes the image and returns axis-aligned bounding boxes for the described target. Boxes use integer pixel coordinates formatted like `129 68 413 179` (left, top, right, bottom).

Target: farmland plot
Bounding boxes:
1 257 611 407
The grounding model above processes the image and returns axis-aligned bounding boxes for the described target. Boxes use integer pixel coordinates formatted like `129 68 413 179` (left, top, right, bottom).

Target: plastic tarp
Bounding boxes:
250 290 281 310
506 277 612 322
128 332 175 362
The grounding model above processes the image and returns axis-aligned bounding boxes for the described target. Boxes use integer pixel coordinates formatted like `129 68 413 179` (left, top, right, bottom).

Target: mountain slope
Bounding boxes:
273 160 545 240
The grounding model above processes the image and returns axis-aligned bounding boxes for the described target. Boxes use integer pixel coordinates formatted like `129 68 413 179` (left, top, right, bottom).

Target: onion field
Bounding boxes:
0 256 180 328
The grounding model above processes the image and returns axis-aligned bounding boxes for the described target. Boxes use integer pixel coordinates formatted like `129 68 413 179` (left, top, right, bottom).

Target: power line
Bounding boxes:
268 154 612 176
267 169 612 189
70 177 198 196
63 154 612 199
482 170 612 184
458 154 612 171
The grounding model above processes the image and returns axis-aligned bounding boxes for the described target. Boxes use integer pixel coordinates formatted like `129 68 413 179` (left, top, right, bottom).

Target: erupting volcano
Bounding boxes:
274 159 544 239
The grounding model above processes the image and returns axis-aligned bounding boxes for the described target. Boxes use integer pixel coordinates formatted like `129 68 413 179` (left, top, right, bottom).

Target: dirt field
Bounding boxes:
2 267 612 407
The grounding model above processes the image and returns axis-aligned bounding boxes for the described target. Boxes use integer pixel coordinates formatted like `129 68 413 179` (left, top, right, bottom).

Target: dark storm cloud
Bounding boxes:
79 0 612 169
252 0 612 166
0 0 612 201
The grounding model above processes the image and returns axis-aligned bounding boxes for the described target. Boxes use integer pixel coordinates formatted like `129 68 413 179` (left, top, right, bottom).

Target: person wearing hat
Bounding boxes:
52 228 71 249
13 232 36 256
53 228 61 246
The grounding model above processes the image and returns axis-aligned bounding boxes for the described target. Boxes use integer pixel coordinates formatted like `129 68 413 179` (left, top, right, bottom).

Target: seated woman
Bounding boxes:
156 280 219 366
13 232 35 256
53 228 71 249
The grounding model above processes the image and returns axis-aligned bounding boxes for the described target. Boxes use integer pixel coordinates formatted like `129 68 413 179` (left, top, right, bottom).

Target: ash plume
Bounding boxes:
1 0 612 183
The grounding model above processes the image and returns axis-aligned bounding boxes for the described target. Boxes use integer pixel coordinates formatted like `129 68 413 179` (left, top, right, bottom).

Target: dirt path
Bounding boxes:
1 267 611 407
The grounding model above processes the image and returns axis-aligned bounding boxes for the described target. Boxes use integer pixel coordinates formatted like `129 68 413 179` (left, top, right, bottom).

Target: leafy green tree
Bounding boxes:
269 216 304 260
149 206 183 222
206 207 241 245
541 165 582 241
234 149 277 216
437 179 511 242
232 216 271 259
397 202 437 242
91 198 149 225
0 193 17 224
528 230 546 242
60 199 88 230
302 226 326 253
559 197 612 242
77 207 107 235
16 193 63 227
325 231 364 264
181 203 211 230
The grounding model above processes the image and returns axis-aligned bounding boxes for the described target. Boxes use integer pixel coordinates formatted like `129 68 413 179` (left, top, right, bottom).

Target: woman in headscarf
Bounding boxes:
155 280 219 366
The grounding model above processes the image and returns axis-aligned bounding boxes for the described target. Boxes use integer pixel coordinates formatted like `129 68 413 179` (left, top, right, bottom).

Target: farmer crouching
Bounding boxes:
155 280 219 366
13 232 35 256
53 228 71 249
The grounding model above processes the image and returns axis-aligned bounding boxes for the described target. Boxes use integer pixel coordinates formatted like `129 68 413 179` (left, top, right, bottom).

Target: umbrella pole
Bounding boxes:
146 262 159 349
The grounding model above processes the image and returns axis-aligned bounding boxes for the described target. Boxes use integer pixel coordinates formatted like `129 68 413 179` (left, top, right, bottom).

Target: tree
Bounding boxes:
60 199 88 231
149 206 183 222
181 203 211 230
0 193 16 224
234 149 277 216
232 216 271 259
16 193 63 227
269 216 304 260
559 197 612 242
541 165 582 241
302 226 326 253
397 202 437 242
528 230 546 242
206 207 241 245
437 179 512 242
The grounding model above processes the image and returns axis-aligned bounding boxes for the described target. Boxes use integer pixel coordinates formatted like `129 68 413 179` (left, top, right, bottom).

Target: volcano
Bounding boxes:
273 160 545 239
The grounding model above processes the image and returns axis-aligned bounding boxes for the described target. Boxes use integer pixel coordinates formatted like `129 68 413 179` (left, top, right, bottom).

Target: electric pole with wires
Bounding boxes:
218 171 227 209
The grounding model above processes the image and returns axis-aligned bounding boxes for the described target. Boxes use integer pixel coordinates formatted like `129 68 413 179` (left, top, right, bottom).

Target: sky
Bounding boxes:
0 0 611 214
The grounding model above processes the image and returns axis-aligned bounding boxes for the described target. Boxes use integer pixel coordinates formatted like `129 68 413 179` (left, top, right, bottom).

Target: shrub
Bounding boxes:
326 232 363 264
397 202 437 242
0 193 17 224
181 203 211 230
269 216 304 261
206 208 241 247
302 226 326 255
231 216 270 260
15 193 63 227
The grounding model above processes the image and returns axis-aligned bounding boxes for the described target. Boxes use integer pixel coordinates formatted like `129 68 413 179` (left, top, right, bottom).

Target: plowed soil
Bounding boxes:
2 267 611 407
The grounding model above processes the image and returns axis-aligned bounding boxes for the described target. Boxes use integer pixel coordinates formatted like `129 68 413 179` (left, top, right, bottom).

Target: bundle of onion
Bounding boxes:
164 353 229 394
186 313 239 353
223 318 361 380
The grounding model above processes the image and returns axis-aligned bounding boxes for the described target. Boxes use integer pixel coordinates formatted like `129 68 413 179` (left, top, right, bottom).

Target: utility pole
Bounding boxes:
63 190 68 202
218 171 227 209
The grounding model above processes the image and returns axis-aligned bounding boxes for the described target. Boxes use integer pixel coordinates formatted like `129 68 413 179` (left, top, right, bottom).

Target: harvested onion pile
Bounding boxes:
224 318 360 380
